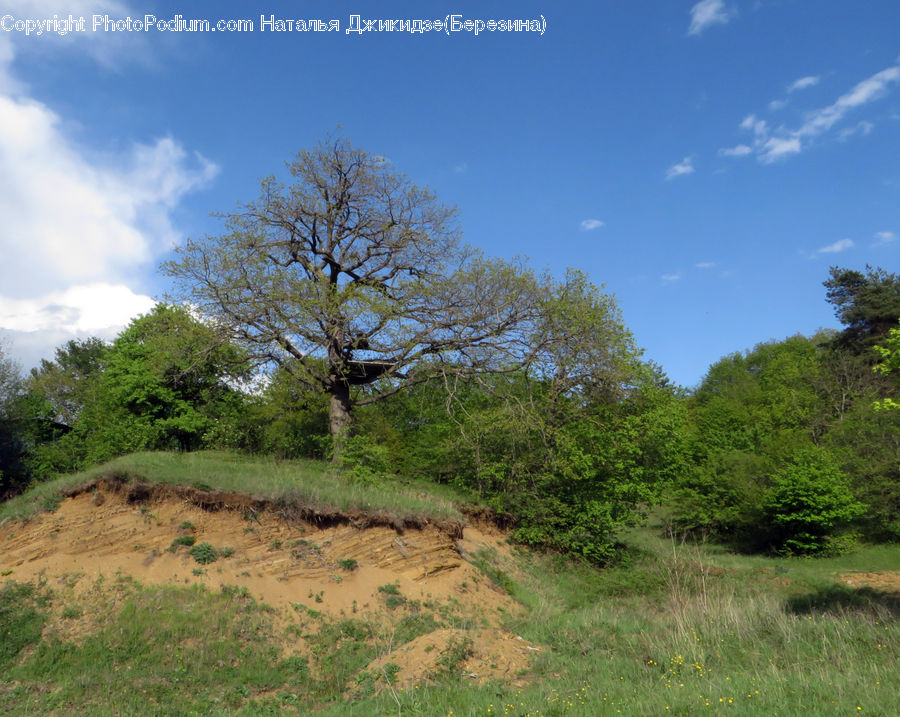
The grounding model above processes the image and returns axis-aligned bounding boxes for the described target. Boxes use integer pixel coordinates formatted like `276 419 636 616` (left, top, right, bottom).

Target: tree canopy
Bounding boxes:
824 265 900 354
163 136 633 449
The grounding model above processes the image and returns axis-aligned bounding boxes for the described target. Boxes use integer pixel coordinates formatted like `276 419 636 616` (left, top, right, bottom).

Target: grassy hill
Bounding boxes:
1 452 898 715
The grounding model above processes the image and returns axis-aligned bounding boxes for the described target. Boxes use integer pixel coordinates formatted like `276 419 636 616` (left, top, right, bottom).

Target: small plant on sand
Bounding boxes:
337 558 358 571
434 636 474 679
168 535 196 552
189 543 219 565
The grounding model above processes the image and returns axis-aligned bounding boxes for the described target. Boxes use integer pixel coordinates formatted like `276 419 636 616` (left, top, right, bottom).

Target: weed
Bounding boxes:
192 568 204 576
434 636 474 679
337 558 358 571
270 540 283 550
378 583 401 596
381 662 402 685
168 535 196 552
218 547 235 558
179 520 195 532
189 543 218 565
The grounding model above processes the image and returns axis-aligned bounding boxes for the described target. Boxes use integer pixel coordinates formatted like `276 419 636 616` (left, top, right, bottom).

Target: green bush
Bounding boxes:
189 543 219 565
762 449 866 555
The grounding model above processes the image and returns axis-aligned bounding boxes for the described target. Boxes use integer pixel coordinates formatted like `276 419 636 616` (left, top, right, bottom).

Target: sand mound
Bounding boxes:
0 481 540 686
362 627 541 689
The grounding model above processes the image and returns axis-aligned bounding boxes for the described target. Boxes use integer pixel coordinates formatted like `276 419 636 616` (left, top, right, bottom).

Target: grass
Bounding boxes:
1 452 898 715
0 451 467 525
0 526 898 714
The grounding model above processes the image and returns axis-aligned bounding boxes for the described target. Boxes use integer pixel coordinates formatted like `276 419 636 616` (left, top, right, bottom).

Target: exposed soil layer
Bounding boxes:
0 481 538 687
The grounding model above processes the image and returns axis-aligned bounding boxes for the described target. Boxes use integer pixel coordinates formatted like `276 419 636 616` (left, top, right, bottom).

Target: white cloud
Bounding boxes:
0 284 155 333
796 67 899 139
666 156 695 180
0 6 217 367
838 120 874 140
788 75 820 93
579 218 605 231
873 231 896 246
759 136 802 163
661 273 682 282
731 65 900 164
719 144 753 157
0 94 217 297
695 262 717 269
2 0 141 68
740 113 768 138
817 238 854 254
768 99 788 112
453 161 468 174
688 0 734 36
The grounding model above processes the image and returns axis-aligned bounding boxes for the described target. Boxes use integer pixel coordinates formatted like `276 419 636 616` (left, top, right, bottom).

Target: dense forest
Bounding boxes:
1 140 898 564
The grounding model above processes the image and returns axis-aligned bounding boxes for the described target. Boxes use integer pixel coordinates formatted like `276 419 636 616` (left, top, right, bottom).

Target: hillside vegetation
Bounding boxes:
0 143 898 713
1 466 898 715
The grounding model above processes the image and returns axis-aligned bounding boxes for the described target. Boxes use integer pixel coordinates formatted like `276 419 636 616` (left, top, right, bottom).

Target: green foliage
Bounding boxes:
337 433 393 485
336 558 358 571
426 365 688 563
671 323 899 548
24 305 252 478
168 535 196 551
874 320 900 411
761 449 866 555
824 265 900 354
0 582 48 666
189 542 219 564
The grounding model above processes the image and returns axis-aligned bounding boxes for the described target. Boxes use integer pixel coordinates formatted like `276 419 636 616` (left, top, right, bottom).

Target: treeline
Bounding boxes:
1 265 898 562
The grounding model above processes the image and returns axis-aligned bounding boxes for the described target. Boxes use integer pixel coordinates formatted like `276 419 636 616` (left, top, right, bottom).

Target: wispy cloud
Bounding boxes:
688 0 734 36
788 75 820 93
453 161 468 174
768 99 788 112
838 120 874 140
719 144 752 157
666 156 695 180
579 218 605 231
721 65 900 163
873 231 896 246
695 262 717 269
817 238 854 254
661 273 682 282
796 67 899 138
759 136 802 162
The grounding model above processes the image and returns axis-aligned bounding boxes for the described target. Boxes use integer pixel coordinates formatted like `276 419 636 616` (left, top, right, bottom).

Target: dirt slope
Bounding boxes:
0 481 540 687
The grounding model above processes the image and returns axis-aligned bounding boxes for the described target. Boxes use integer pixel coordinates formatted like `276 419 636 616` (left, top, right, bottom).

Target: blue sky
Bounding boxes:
0 0 898 387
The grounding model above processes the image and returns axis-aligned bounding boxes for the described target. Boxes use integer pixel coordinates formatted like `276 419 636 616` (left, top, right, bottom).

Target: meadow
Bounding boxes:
1 454 897 715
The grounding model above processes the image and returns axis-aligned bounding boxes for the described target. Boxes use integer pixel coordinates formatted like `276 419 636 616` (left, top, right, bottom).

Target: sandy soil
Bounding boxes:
0 482 539 687
840 571 900 593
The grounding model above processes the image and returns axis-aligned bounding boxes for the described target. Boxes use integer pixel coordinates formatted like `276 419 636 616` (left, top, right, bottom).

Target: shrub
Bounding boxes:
762 449 865 555
189 542 219 565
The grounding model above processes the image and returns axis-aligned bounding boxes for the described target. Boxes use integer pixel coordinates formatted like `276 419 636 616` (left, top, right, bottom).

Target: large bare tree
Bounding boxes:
162 136 635 451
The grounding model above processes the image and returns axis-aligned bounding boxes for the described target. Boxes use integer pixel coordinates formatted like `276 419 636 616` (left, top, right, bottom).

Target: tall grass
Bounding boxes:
0 451 466 524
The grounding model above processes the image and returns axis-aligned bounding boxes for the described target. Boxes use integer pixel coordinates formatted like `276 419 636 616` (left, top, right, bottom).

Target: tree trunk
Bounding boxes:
329 381 352 462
